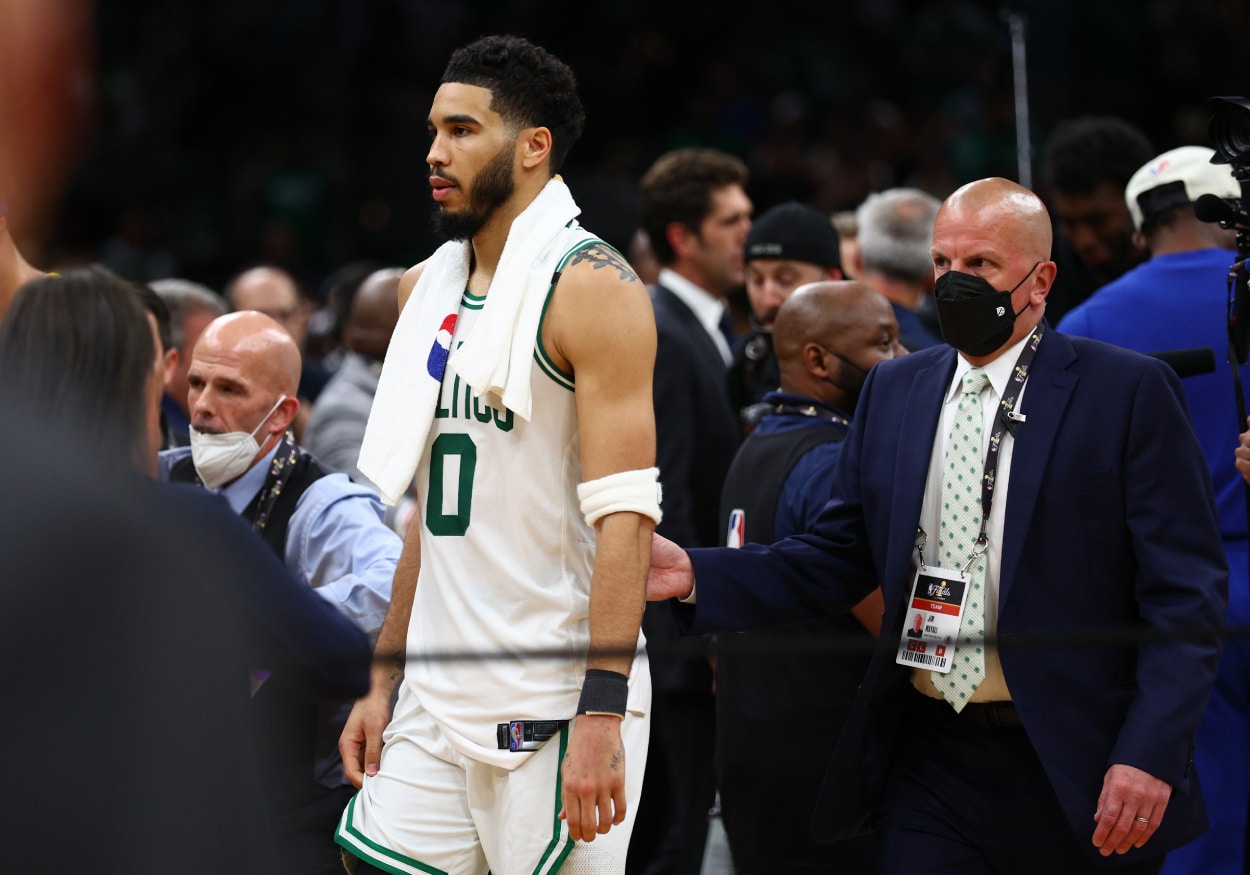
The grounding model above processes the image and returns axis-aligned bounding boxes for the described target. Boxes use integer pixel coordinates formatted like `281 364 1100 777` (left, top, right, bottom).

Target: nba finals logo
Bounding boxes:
427 313 458 381
927 579 951 599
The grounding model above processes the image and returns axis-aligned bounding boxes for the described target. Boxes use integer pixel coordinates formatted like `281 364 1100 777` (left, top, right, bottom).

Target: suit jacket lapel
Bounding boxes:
654 285 727 378
998 329 1078 606
883 350 955 605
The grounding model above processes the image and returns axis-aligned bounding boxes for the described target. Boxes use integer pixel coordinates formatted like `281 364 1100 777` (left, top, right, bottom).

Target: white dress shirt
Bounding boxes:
658 267 734 366
912 331 1034 703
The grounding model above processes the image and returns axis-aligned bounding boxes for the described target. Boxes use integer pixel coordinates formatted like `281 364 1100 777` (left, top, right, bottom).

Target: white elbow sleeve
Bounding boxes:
578 466 663 527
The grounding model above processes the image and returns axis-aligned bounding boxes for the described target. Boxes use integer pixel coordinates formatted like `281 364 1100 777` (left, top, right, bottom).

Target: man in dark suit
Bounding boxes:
641 147 751 549
632 147 752 874
646 177 1227 874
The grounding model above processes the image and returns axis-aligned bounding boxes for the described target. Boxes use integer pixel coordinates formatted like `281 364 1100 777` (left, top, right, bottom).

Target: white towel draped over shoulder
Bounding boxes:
357 177 582 504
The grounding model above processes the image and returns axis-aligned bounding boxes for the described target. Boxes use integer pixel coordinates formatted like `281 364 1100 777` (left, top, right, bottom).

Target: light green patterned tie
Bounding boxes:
936 367 989 711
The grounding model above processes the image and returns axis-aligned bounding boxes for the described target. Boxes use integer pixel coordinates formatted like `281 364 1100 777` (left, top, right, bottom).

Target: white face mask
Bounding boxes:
188 395 286 489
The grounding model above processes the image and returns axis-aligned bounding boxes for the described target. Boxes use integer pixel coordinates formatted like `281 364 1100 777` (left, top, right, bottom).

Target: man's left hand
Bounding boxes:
1092 763 1172 855
558 713 627 842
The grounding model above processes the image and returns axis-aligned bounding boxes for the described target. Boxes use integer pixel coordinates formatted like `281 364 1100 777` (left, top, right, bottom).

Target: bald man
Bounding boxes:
158 310 400 875
303 267 403 491
715 281 899 874
227 265 333 405
647 178 1226 873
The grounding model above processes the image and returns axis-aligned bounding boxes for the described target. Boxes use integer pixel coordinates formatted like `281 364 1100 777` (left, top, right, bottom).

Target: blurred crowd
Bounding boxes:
28 0 1250 300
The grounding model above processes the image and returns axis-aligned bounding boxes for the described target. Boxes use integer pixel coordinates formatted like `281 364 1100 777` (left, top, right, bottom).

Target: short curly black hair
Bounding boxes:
1042 116 1154 196
441 35 585 174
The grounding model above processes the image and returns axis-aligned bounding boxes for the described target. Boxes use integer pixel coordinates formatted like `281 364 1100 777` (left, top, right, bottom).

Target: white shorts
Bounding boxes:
336 698 650 875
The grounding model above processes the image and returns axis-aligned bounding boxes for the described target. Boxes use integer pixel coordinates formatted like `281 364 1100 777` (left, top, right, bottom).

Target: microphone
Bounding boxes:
1195 193 1241 226
1147 347 1216 378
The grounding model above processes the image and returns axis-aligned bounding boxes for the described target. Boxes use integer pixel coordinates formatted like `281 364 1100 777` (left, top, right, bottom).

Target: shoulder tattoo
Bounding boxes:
568 243 640 284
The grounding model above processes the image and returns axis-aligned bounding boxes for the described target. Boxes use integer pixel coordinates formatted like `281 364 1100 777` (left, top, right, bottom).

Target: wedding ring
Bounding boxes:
1135 817 1150 825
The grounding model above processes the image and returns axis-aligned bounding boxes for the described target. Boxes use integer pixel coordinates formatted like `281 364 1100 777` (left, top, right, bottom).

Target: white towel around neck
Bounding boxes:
357 177 581 504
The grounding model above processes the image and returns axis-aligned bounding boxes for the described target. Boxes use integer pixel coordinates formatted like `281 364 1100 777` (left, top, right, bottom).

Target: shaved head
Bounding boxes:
196 311 301 398
227 266 298 310
930 178 1059 363
226 266 307 347
346 267 403 360
774 280 902 409
353 267 405 316
185 310 303 477
775 281 893 366
938 177 1053 264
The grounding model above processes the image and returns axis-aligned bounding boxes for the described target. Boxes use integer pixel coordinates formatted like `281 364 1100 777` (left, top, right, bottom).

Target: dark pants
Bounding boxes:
627 685 717 875
730 833 874 875
876 690 1165 875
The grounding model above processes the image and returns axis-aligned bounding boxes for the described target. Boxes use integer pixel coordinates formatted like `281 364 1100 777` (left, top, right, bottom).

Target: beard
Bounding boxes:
429 144 516 242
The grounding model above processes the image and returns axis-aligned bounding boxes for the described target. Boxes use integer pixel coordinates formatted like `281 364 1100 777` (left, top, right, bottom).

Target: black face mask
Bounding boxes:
933 262 1039 357
815 344 874 412
832 352 870 411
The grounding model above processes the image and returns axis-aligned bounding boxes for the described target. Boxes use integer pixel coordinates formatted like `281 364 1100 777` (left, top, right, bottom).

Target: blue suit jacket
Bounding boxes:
686 329 1228 861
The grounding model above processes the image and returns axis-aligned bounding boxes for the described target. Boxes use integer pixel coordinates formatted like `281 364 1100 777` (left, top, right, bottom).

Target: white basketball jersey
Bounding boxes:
400 233 649 769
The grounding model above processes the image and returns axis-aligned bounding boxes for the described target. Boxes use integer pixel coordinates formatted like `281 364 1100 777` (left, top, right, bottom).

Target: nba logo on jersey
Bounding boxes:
726 508 746 548
426 313 458 380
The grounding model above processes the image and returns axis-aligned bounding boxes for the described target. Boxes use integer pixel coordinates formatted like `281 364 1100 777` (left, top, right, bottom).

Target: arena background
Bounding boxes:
39 0 1250 300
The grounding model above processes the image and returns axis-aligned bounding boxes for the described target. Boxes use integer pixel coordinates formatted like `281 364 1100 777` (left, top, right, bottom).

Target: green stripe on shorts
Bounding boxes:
335 792 449 875
532 722 575 875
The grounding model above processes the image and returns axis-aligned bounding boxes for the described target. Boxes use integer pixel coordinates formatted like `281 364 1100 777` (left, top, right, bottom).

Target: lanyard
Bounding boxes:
252 430 300 534
772 401 851 428
916 322 1045 574
979 321 1044 527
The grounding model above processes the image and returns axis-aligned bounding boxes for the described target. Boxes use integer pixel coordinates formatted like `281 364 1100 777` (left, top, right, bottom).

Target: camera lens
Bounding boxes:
1214 114 1250 158
1209 96 1250 165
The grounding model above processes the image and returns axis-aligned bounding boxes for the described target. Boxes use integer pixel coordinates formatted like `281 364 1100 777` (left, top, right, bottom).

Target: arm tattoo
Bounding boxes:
387 649 404 683
610 739 625 771
568 244 640 283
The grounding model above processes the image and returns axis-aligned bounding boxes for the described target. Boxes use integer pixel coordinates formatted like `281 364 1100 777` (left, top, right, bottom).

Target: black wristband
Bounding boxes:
577 668 628 718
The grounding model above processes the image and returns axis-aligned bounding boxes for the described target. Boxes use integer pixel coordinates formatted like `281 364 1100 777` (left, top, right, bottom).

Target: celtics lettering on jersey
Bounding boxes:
433 340 516 433
427 339 514 537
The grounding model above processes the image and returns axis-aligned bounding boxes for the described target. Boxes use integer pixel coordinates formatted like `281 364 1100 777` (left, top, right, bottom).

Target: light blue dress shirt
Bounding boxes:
160 444 397 636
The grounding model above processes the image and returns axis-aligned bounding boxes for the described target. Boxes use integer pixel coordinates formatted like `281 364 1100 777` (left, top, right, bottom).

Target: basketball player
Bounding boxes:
334 35 658 875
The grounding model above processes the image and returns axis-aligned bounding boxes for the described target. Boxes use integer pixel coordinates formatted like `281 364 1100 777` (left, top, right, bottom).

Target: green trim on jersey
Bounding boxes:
461 289 485 311
335 794 450 875
533 237 624 392
532 348 575 392
532 722 575 875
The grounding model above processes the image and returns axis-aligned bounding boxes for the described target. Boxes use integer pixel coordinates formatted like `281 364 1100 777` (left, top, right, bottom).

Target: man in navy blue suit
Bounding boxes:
647 177 1228 874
